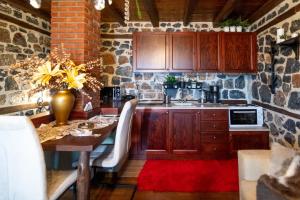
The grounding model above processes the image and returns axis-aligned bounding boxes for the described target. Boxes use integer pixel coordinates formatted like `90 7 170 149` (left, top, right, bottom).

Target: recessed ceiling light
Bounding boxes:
94 0 105 10
30 0 41 9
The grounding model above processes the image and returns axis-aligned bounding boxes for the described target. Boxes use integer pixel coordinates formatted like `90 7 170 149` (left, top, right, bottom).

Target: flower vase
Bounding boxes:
51 90 75 126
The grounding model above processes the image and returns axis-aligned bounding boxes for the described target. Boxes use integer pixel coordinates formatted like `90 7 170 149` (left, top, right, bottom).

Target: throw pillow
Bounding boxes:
257 154 300 200
269 142 296 177
278 154 300 188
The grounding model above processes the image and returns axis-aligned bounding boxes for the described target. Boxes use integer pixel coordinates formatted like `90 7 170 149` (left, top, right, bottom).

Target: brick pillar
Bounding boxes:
51 0 101 112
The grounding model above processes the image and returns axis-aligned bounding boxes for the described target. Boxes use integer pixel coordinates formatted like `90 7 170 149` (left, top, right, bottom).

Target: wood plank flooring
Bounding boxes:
60 160 239 200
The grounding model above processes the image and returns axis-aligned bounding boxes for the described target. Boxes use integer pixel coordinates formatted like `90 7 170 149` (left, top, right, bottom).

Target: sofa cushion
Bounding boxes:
269 143 296 177
278 154 300 197
240 180 257 200
257 175 289 200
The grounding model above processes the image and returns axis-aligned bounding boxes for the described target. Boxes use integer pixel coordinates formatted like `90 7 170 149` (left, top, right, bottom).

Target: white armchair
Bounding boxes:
0 116 77 200
238 150 271 200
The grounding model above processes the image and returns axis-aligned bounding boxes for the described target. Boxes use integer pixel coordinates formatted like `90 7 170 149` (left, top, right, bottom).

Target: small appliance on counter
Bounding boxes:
204 85 220 103
100 86 122 103
229 105 264 128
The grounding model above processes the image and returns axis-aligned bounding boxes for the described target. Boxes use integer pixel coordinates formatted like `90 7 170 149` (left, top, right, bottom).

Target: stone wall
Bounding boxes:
250 0 300 32
252 0 300 148
0 2 51 115
100 22 251 101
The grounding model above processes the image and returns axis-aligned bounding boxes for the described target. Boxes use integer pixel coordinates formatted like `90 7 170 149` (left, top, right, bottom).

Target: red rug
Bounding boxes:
137 159 238 192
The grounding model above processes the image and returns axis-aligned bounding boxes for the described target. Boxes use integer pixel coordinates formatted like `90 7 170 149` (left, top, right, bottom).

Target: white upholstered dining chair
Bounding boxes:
0 116 77 200
90 99 138 172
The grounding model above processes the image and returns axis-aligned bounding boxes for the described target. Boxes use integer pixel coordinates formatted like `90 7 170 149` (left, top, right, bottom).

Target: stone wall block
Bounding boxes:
292 74 300 88
0 28 11 43
13 32 27 47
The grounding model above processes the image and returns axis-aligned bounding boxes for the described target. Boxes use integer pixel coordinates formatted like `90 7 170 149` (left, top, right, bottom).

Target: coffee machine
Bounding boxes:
207 85 220 103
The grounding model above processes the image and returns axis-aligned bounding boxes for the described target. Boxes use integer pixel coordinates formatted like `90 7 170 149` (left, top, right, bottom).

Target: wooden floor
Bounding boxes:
60 160 239 200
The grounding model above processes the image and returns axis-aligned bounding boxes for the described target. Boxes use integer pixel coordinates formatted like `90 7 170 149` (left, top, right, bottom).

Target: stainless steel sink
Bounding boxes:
173 102 193 106
138 100 164 105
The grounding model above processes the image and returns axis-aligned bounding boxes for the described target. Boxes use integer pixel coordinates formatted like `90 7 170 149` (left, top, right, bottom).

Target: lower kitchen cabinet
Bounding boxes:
169 110 200 155
130 109 169 159
130 109 230 159
200 109 229 159
230 131 270 157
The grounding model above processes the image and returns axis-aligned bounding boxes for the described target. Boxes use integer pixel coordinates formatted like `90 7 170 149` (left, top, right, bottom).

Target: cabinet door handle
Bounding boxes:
213 147 217 151
212 113 216 117
213 124 216 128
166 111 169 114
213 136 216 139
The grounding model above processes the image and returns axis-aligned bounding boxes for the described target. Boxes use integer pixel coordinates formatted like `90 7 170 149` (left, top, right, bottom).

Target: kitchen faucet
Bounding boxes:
176 88 186 102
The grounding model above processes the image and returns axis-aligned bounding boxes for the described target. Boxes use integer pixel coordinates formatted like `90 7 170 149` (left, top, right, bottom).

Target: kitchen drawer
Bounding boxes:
201 143 229 153
201 109 228 121
200 121 228 132
201 133 228 143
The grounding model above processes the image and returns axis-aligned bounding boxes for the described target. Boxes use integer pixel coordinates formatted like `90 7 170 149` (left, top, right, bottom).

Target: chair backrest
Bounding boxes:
111 99 138 167
0 116 47 200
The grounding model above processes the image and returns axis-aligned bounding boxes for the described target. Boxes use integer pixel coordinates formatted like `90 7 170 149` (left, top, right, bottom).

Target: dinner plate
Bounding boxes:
69 129 93 137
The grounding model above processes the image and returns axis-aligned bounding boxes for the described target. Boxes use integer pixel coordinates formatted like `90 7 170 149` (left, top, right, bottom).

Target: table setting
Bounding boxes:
36 115 118 143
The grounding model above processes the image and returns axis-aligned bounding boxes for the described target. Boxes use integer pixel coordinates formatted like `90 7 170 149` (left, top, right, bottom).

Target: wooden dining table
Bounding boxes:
41 121 118 200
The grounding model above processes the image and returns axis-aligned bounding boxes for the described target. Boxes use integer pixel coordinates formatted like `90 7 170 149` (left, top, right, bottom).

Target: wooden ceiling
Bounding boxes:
6 0 284 27
101 0 284 26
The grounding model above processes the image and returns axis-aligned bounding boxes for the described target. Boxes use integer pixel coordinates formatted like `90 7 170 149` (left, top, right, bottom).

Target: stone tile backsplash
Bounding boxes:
132 72 251 101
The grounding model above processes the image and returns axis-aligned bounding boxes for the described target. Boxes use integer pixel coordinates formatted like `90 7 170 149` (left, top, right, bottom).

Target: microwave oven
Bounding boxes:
229 106 264 128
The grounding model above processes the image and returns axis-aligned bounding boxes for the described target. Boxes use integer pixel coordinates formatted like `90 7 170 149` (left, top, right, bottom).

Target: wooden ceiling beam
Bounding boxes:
183 0 197 26
105 0 126 26
214 0 238 24
247 0 285 23
141 0 159 27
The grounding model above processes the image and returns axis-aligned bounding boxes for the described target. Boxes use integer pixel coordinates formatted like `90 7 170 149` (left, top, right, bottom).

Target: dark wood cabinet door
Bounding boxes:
133 32 169 71
221 33 257 73
130 111 141 158
140 109 169 155
197 32 220 71
230 131 270 157
169 32 197 71
169 110 199 154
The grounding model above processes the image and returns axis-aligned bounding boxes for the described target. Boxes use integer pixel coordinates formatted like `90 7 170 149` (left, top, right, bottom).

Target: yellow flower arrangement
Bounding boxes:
11 46 103 96
62 68 86 90
33 61 62 86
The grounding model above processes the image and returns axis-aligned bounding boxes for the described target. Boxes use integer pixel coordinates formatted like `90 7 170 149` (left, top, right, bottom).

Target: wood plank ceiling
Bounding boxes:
102 0 284 26
8 0 284 27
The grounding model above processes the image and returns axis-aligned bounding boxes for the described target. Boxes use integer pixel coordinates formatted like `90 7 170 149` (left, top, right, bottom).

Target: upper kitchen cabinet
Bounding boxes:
169 32 197 71
133 32 169 71
221 32 257 73
133 32 257 73
197 32 221 72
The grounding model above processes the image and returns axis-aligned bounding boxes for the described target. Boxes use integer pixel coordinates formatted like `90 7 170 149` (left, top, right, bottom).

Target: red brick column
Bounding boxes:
50 0 101 112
